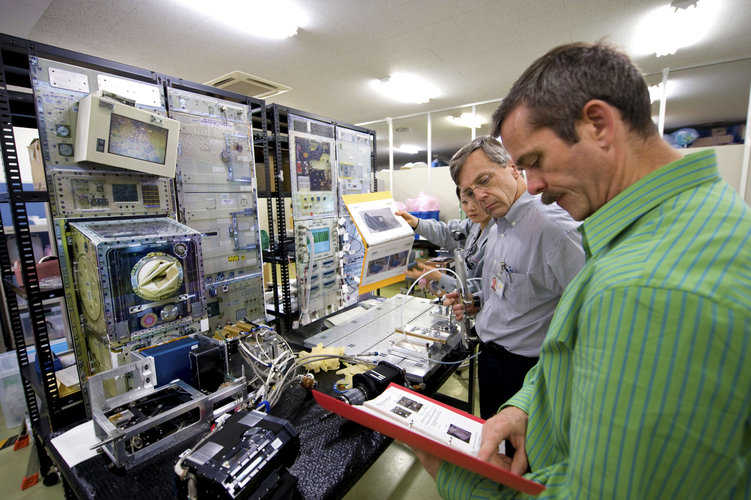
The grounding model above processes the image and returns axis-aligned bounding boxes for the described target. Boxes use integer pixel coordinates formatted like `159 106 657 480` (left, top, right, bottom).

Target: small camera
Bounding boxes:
337 361 405 405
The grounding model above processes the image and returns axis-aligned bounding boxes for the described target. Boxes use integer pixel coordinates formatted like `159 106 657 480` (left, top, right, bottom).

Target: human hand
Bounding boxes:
478 406 529 475
406 262 442 282
395 210 419 229
410 445 442 480
442 291 465 320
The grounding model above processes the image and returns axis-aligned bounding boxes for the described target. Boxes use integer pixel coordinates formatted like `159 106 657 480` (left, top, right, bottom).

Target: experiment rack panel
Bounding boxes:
0 31 271 483
263 103 377 334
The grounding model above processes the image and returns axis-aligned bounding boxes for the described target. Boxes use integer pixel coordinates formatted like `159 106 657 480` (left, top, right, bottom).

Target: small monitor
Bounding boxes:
75 92 179 177
311 227 330 254
112 183 139 202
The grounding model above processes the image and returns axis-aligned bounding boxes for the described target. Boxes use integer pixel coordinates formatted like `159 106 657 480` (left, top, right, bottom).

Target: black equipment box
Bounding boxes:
177 410 300 499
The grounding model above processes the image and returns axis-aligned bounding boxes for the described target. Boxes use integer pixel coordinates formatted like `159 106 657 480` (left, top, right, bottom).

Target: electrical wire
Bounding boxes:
341 218 364 254
340 217 366 304
231 263 476 414
234 320 381 411
297 229 316 325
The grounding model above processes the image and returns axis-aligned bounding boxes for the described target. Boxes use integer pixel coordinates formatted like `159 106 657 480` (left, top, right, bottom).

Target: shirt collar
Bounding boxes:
579 149 721 259
495 191 536 228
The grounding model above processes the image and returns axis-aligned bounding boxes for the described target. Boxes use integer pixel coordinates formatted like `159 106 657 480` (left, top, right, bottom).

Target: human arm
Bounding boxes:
435 286 751 499
545 287 751 499
401 216 473 250
412 446 443 480
405 261 442 282
395 210 420 229
476 407 529 473
406 263 469 295
544 227 586 292
442 291 480 321
430 371 538 499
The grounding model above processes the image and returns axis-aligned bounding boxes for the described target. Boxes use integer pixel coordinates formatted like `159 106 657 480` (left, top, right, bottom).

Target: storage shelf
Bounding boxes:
19 363 85 432
0 190 50 203
3 277 65 300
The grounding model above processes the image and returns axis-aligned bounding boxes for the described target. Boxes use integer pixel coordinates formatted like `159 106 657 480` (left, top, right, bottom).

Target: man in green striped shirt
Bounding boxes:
416 42 751 498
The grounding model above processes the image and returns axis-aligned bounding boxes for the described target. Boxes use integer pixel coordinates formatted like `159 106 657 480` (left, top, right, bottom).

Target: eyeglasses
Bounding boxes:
460 196 480 207
462 164 499 199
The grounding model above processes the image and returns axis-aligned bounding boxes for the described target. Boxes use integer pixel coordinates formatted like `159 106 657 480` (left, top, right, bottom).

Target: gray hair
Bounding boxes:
449 135 512 184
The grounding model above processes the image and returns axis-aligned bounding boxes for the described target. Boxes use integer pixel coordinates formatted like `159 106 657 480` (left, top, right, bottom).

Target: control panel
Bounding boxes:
30 56 169 171
49 168 174 218
288 114 337 219
294 217 340 324
336 127 373 214
167 88 265 328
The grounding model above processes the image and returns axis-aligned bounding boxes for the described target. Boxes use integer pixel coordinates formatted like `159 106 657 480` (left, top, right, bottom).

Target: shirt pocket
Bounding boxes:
501 271 534 312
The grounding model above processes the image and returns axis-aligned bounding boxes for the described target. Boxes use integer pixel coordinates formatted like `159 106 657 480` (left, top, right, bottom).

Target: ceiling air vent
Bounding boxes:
204 71 291 99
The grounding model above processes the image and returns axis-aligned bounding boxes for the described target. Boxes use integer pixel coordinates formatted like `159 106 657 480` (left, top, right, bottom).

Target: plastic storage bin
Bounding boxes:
409 211 440 240
26 338 70 376
0 351 25 428
21 305 66 346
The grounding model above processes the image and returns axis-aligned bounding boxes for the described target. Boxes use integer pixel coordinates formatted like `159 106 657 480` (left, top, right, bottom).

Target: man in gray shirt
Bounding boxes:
445 136 584 421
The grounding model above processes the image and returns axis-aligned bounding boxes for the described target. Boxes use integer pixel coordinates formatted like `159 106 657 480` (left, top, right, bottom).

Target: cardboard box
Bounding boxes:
691 135 735 147
426 256 454 269
27 138 46 191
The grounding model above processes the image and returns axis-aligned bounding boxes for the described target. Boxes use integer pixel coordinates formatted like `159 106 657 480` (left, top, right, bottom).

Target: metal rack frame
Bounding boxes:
0 31 379 484
0 33 71 484
263 103 377 333
0 33 272 479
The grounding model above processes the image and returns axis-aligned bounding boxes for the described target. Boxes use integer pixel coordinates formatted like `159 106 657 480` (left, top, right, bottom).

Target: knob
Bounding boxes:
160 304 179 322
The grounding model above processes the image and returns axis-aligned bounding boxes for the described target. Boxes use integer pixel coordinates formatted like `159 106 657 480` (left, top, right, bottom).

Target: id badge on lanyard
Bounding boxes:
490 260 512 299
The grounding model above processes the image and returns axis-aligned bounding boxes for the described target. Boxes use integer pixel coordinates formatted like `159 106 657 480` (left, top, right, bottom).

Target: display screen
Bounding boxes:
112 183 139 202
311 228 330 254
108 113 169 165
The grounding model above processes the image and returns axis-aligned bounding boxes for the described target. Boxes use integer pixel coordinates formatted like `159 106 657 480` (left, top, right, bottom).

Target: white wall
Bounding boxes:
679 144 745 193
0 127 39 184
376 166 461 221
375 145 749 224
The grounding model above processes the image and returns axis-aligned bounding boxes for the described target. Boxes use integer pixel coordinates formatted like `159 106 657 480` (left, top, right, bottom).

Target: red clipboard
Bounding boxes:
313 384 545 496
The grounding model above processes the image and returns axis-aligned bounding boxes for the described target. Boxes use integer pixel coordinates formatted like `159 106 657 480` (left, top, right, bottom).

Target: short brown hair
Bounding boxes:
491 42 657 144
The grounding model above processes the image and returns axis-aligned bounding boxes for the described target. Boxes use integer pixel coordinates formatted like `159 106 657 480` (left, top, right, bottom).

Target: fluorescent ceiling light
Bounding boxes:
372 72 440 104
632 0 720 57
449 113 485 129
176 0 307 39
394 144 421 154
648 81 676 103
